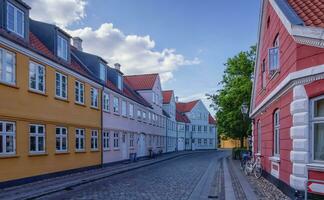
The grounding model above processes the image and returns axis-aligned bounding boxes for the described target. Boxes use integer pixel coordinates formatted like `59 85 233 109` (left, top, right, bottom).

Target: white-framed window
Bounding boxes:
209 139 213 145
113 96 119 113
204 126 207 132
129 103 134 118
55 72 67 99
152 92 155 103
148 112 151 123
7 2 24 37
137 110 141 120
90 87 99 108
204 139 207 145
75 80 84 104
311 96 324 162
29 124 45 153
57 35 68 61
117 74 123 90
113 132 119 148
192 125 196 132
0 49 15 84
122 100 127 117
273 110 280 157
142 112 146 121
269 35 280 73
198 126 202 132
130 133 134 147
75 128 85 151
91 130 98 150
99 63 106 81
198 139 201 145
56 127 67 152
257 120 262 154
103 131 110 150
155 94 159 105
103 93 110 112
29 62 45 93
0 121 15 155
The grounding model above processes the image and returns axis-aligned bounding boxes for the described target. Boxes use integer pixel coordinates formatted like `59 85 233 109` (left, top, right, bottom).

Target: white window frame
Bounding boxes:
55 72 67 99
57 35 68 61
311 96 324 163
75 80 84 104
268 35 280 73
129 103 134 118
75 128 85 151
90 87 99 108
0 48 16 85
117 74 123 90
103 93 110 112
122 100 127 117
0 121 15 155
129 133 134 147
113 132 119 148
273 110 280 157
91 130 99 151
103 131 110 150
29 124 45 153
99 63 106 81
6 2 24 38
29 61 45 93
113 96 119 114
56 127 68 152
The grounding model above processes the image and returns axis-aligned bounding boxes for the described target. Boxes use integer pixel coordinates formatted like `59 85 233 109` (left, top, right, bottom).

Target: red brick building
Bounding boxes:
250 0 324 197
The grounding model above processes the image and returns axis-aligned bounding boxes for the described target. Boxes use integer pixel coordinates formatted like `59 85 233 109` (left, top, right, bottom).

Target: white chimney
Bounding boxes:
114 63 121 71
72 37 83 51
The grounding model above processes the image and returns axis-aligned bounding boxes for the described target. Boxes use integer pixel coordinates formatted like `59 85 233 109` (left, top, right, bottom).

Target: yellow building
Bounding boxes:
0 0 102 183
219 136 248 149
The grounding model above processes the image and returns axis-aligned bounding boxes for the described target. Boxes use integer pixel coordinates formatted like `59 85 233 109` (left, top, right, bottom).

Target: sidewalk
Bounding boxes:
0 151 196 200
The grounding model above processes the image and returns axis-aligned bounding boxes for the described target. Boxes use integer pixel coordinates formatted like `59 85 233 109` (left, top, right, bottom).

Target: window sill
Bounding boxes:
28 89 47 97
90 106 99 111
103 148 110 152
55 151 69 155
0 154 19 159
55 96 69 103
307 163 324 171
122 115 127 118
0 81 18 89
91 149 100 152
113 113 120 116
269 156 280 163
29 153 48 157
113 148 120 151
75 102 86 107
269 70 280 80
75 150 86 153
103 110 110 114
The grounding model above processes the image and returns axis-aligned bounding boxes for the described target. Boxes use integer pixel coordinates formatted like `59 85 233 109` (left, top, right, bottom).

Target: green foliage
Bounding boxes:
208 46 256 146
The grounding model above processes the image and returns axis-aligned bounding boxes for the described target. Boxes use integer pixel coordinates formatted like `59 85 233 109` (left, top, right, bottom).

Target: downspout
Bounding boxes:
100 85 104 167
176 122 178 152
165 118 168 153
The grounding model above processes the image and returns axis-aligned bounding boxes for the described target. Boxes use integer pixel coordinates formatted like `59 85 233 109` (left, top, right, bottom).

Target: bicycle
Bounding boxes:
244 153 263 179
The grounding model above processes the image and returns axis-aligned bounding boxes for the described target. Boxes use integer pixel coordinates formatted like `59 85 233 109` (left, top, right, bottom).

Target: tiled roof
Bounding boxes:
287 0 324 28
124 73 158 90
176 100 199 113
176 112 190 123
162 90 173 104
208 114 216 125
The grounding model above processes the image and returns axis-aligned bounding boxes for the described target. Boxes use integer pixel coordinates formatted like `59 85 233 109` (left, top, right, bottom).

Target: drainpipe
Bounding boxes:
100 85 104 167
176 122 178 152
165 118 168 153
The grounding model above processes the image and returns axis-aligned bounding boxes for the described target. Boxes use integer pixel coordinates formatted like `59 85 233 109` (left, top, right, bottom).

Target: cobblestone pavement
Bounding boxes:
37 151 227 200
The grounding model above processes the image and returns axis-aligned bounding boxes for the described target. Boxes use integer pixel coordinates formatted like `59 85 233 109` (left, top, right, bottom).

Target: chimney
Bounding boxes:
114 63 121 71
176 96 179 102
72 37 83 51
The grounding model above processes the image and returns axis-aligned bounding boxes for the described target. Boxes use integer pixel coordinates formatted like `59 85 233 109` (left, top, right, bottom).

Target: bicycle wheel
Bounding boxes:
254 166 262 179
244 161 252 176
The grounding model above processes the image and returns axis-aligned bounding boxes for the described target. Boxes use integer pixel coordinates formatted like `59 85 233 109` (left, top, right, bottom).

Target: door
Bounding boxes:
178 138 184 151
138 133 146 157
121 132 128 160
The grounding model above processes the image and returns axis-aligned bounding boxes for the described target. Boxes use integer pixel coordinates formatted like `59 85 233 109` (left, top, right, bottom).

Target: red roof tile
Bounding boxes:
287 0 324 28
124 73 158 90
176 100 199 113
162 90 173 104
176 112 190 123
208 114 216 125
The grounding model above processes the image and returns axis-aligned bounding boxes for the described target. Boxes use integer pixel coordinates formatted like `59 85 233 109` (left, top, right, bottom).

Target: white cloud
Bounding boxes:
67 23 200 82
25 0 87 27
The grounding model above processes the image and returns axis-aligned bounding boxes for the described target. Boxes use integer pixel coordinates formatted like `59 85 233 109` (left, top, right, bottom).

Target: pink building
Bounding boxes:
250 0 324 197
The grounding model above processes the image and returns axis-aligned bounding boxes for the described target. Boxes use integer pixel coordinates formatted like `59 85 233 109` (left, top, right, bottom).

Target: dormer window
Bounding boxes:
99 63 106 81
7 2 25 38
57 35 68 60
117 74 123 90
269 34 280 74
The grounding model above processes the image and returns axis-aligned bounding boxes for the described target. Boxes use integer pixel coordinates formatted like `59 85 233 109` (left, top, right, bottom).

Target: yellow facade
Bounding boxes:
220 137 248 149
0 44 102 182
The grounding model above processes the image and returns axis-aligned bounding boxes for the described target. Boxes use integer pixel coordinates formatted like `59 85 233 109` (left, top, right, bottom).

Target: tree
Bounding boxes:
208 46 256 148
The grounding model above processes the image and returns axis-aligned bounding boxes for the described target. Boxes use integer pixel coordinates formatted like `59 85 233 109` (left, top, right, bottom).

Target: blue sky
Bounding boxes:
27 0 261 115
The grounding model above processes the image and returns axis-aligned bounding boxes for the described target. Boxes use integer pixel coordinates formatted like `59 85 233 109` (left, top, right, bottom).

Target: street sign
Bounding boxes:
307 180 324 195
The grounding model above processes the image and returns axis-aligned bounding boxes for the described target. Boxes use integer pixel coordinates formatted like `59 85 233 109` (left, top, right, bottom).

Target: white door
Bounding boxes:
121 132 128 160
138 133 146 157
178 138 185 151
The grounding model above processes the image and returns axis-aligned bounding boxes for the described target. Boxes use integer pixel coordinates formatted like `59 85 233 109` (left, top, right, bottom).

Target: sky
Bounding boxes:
25 0 261 115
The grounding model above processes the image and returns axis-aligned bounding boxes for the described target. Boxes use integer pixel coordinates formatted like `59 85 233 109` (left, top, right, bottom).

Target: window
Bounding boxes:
204 139 207 144
99 63 106 81
103 93 110 112
91 130 98 150
209 139 213 145
129 104 134 118
122 100 127 117
75 81 84 104
148 112 151 123
261 59 266 89
55 72 67 99
137 110 141 120
0 121 15 154
113 96 119 113
75 129 85 151
198 139 201 145
198 126 202 132
29 124 45 153
117 74 123 90
57 35 68 60
257 120 262 154
130 133 134 147
155 94 159 105
90 87 98 108
113 132 119 148
312 97 324 162
0 49 15 84
29 62 45 93
192 125 196 132
7 3 24 37
142 112 146 121
103 131 110 150
56 127 67 152
204 126 207 132
273 110 280 156
269 35 280 73
152 93 155 103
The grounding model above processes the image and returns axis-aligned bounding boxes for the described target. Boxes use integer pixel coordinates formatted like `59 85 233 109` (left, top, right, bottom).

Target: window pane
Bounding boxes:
56 74 61 96
17 10 24 35
7 4 14 31
56 136 60 150
6 123 13 132
62 137 67 150
315 99 324 118
38 137 44 151
5 52 14 83
38 66 44 91
6 135 14 153
30 136 36 151
0 135 3 153
314 123 324 161
38 126 44 134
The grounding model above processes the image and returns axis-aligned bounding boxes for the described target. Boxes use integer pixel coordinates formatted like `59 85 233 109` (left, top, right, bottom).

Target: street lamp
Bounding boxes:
241 102 249 115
